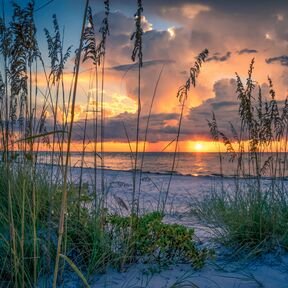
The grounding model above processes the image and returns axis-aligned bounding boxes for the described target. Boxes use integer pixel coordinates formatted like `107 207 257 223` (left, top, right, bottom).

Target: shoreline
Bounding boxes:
34 161 288 180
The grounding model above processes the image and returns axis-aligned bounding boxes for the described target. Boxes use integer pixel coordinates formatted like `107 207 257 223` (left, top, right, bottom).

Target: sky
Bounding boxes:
4 0 288 152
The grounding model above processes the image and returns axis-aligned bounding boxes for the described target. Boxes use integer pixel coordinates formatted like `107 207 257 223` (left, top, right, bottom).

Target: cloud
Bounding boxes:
207 52 231 62
184 77 287 140
80 1 288 144
210 101 238 109
72 79 241 142
184 78 240 138
111 59 174 71
156 3 211 23
238 49 258 55
89 3 288 118
93 11 152 36
72 112 180 142
266 55 288 66
70 74 288 144
94 0 287 24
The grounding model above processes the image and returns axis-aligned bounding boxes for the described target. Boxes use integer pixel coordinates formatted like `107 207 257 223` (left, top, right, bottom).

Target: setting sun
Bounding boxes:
195 143 203 152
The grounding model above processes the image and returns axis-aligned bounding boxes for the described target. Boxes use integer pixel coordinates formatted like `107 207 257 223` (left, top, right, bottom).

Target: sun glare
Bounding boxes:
195 143 203 152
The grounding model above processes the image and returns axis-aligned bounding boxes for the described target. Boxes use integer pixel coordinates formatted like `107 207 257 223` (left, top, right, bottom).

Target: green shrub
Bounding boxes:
108 212 212 269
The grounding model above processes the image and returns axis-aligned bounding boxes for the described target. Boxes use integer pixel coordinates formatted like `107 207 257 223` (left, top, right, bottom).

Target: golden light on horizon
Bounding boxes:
31 139 288 153
187 141 217 152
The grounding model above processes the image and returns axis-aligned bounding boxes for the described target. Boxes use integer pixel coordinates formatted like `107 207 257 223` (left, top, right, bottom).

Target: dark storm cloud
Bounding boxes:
104 112 179 142
266 55 288 66
72 112 180 142
93 11 133 35
183 78 287 140
238 49 258 55
111 59 174 71
185 78 240 138
93 0 288 14
207 52 231 62
211 101 238 110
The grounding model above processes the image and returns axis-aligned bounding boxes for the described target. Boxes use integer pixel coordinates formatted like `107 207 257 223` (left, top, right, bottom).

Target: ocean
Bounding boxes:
36 151 236 177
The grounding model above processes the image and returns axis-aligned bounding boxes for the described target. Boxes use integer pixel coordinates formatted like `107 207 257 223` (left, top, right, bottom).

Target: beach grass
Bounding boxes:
0 162 211 286
3 0 286 286
0 3 211 285
191 181 288 254
191 60 288 256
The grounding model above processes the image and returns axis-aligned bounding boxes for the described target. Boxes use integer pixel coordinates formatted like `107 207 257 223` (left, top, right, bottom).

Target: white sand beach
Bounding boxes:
55 167 288 288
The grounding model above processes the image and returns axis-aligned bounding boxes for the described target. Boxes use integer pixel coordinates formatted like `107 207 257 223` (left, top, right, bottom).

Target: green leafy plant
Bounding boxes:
108 212 212 269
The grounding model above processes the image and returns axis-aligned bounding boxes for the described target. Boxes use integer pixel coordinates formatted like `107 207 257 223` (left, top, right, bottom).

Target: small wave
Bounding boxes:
31 162 288 181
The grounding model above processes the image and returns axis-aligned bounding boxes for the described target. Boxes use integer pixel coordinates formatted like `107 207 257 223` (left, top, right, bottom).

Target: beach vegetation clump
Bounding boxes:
191 60 288 255
0 165 210 286
108 212 211 269
191 184 288 253
0 0 211 286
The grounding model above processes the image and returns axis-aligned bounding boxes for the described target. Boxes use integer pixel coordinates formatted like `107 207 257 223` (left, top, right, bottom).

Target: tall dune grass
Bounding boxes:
131 0 143 217
191 60 288 255
163 49 209 212
0 1 210 287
